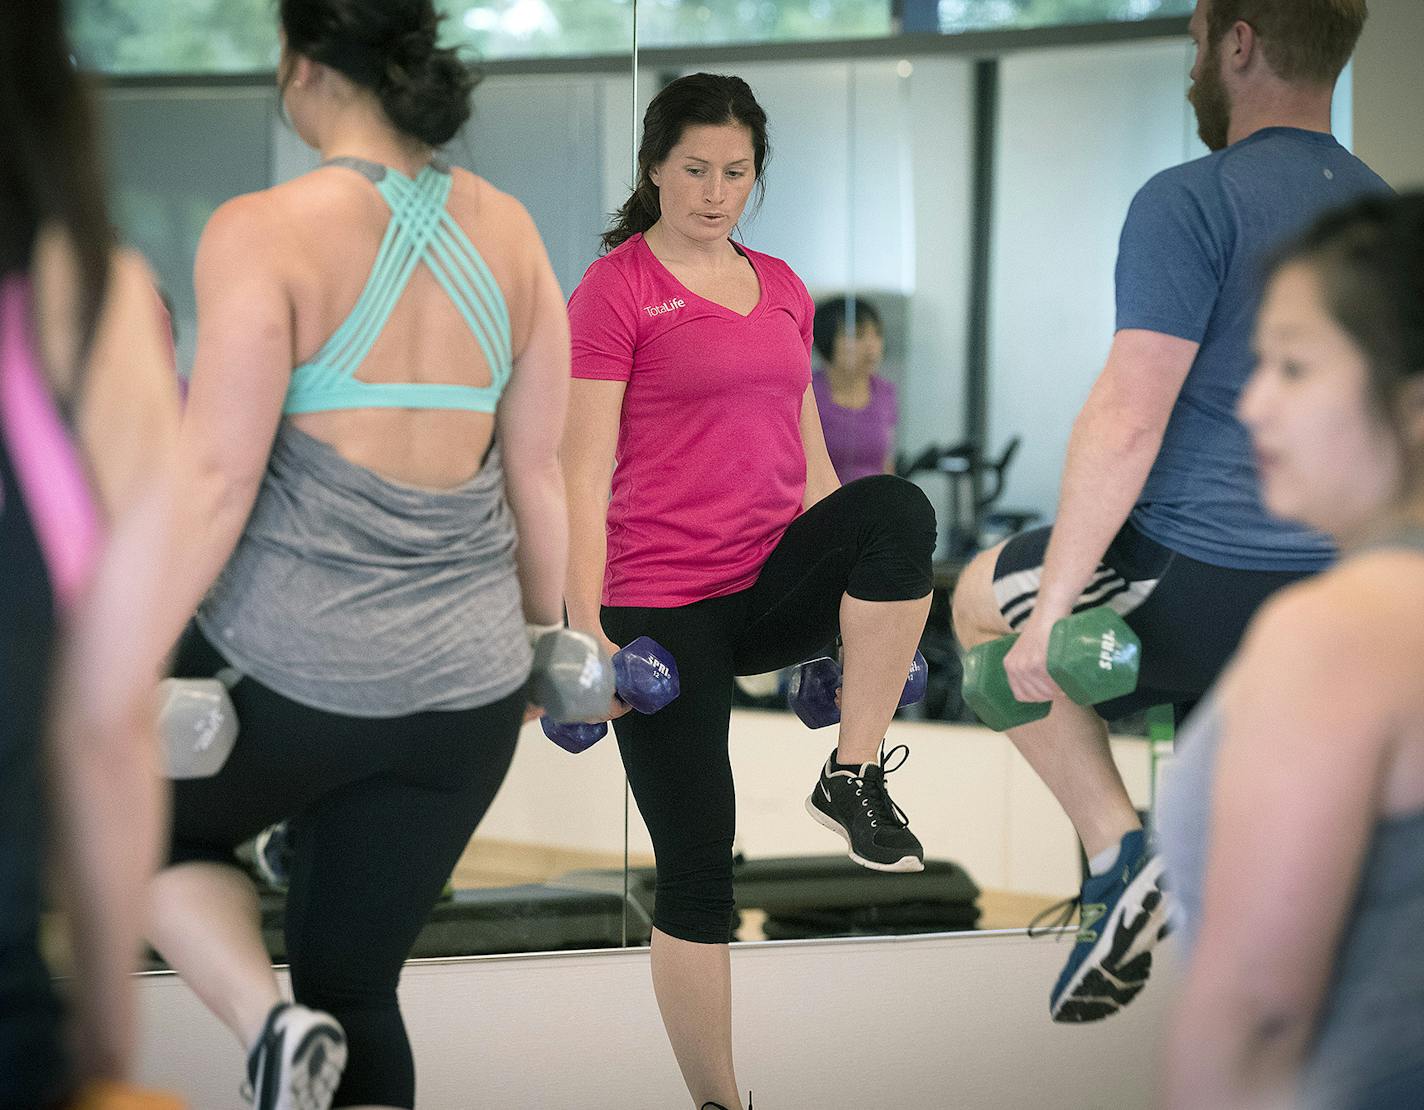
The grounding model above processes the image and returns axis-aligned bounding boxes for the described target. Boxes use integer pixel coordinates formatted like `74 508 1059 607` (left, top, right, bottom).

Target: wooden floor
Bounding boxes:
454 837 1065 938
976 888 1068 931
450 836 655 890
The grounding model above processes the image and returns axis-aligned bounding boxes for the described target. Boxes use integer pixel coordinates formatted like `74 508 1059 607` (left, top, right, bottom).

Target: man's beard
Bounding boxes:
1188 49 1232 151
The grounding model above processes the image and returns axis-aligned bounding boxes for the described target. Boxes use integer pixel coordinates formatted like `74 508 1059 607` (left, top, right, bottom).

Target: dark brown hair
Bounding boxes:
0 0 113 364
1207 0 1366 85
280 0 477 147
603 73 770 253
1269 194 1424 439
812 296 883 364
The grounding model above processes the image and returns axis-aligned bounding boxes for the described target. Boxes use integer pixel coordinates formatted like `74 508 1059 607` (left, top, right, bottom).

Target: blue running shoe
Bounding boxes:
1035 828 1168 1023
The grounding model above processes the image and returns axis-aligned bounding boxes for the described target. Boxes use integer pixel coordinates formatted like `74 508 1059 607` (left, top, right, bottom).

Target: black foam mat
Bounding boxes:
556 854 981 923
141 855 984 970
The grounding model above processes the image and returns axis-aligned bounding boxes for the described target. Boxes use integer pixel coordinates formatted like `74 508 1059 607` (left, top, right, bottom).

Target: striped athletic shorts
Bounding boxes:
991 520 1311 721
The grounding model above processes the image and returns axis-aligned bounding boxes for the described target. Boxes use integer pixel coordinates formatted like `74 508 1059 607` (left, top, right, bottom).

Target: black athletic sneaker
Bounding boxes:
243 1002 347 1110
805 743 924 873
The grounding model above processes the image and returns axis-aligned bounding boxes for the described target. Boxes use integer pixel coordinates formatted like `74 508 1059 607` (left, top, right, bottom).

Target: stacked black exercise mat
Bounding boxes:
558 855 981 940
143 854 982 969
254 882 638 962
739 856 980 938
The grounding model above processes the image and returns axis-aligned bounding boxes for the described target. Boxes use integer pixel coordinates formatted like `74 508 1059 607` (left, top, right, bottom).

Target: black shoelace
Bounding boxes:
240 1002 289 1103
854 741 911 829
1027 894 1081 939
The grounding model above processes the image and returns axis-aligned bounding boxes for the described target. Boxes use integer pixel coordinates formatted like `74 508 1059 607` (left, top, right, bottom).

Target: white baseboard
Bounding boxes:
135 930 1179 1108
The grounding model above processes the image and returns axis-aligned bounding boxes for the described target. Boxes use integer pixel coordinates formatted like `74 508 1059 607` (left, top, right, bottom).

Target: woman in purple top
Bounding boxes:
811 296 898 483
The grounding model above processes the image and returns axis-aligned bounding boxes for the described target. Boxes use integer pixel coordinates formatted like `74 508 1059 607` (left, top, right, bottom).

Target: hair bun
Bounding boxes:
389 24 435 69
380 28 431 90
282 0 477 148
377 40 475 147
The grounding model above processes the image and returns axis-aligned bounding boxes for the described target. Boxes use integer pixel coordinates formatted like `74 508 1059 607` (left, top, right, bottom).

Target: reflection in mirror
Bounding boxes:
95 6 640 964
86 2 1214 972
609 18 1211 951
610 55 991 951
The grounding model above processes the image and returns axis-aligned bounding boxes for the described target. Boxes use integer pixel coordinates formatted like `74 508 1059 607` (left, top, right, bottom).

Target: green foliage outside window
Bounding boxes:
70 0 279 72
938 0 1192 33
69 0 1189 74
443 0 889 57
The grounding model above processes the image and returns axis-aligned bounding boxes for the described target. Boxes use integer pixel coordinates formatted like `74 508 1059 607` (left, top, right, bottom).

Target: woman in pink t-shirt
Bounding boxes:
563 73 937 1110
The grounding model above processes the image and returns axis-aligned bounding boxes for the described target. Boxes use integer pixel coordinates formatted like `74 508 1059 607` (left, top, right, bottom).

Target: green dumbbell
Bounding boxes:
961 606 1141 731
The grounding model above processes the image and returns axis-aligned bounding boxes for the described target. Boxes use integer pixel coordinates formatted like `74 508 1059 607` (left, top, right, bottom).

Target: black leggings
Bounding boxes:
167 627 523 1109
601 475 936 945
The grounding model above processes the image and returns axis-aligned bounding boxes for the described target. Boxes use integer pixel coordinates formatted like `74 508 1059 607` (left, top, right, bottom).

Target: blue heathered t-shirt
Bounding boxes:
1118 126 1391 571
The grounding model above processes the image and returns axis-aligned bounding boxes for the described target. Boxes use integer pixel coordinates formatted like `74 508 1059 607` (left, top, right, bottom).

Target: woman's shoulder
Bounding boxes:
1251 562 1396 634
445 170 554 277
196 185 292 265
28 230 165 392
1334 545 1424 638
447 167 535 229
1217 548 1424 811
598 235 647 271
1237 556 1424 693
739 242 802 283
572 238 644 298
739 245 811 315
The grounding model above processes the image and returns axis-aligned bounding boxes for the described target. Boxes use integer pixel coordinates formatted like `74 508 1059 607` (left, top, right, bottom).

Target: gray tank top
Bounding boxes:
1155 526 1424 1109
197 423 530 716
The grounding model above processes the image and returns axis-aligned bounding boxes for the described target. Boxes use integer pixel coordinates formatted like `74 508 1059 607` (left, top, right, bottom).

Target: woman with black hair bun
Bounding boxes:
276 0 477 149
143 1 571 1107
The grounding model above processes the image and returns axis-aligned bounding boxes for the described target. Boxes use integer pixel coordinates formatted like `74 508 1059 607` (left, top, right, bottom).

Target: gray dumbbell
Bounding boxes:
527 629 616 722
160 668 239 779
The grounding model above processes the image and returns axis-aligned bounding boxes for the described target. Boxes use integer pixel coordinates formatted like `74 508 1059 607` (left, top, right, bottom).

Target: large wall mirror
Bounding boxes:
86 1 641 962
613 11 1210 945
78 0 1362 962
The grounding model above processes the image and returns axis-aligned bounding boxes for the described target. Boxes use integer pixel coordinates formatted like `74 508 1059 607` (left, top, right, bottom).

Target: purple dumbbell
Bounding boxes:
787 650 928 729
541 636 680 753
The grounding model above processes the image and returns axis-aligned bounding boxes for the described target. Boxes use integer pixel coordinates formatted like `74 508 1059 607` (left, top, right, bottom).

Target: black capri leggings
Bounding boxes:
167 627 523 1109
601 475 936 945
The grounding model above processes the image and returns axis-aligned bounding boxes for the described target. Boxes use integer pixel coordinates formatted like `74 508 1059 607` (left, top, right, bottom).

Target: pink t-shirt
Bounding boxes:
0 275 103 615
569 234 814 607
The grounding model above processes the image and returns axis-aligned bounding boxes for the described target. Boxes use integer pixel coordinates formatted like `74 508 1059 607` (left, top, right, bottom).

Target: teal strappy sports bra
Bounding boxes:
283 157 513 415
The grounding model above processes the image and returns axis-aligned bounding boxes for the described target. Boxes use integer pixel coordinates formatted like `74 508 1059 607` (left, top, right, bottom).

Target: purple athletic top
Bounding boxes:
811 371 897 485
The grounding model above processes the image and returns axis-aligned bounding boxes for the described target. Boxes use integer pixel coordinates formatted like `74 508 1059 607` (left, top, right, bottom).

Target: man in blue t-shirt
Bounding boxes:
953 0 1387 1023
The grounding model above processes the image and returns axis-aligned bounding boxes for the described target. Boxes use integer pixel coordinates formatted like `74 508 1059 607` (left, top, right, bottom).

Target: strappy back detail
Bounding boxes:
283 157 513 415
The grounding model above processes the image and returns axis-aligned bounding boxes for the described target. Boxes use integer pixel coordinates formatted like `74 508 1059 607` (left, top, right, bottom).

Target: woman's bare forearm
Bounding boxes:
46 486 173 1079
564 488 611 639
505 458 569 627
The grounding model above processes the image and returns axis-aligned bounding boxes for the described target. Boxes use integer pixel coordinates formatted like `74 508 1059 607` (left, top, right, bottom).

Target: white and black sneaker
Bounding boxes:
805 743 924 873
243 1002 347 1110
252 821 293 892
